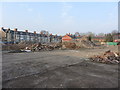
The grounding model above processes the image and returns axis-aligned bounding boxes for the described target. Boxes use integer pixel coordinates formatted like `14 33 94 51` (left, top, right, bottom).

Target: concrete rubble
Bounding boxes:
61 36 97 49
76 36 97 48
22 36 96 51
61 42 80 50
2 41 62 52
89 50 120 64
24 42 62 52
2 36 104 52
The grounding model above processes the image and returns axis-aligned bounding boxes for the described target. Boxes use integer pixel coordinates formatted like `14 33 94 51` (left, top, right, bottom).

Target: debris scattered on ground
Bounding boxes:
61 42 80 49
2 41 62 52
8 50 27 53
89 50 120 64
2 44 21 51
29 42 62 52
22 50 31 52
2 41 33 51
61 36 97 50
1 35 104 51
76 36 96 48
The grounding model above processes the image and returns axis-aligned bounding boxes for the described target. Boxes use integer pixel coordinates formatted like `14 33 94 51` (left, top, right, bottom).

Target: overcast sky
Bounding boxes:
1 2 118 35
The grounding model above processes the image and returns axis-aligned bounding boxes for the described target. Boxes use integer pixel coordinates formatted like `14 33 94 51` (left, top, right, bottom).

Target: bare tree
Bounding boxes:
111 30 118 35
74 32 80 37
86 32 95 37
79 33 87 36
97 33 105 36
105 33 113 42
40 30 49 35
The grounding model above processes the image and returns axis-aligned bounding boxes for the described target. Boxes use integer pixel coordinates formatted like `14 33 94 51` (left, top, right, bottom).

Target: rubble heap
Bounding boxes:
77 36 96 48
2 41 62 52
61 36 97 50
2 41 33 51
89 50 120 64
25 42 62 52
62 42 80 49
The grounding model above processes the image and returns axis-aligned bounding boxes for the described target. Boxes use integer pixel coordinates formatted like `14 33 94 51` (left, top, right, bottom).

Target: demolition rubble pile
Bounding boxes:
2 36 98 51
2 44 21 51
61 36 97 50
76 36 96 48
89 50 120 64
26 42 62 51
61 42 80 49
2 41 62 52
2 41 33 51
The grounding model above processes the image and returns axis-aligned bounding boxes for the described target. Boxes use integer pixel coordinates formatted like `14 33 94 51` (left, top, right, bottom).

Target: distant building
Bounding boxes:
49 34 62 43
0 27 6 42
62 33 83 42
0 27 62 44
62 35 72 42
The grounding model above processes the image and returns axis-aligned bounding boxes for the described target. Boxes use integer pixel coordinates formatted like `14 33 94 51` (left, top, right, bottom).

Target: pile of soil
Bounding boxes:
2 44 21 51
2 41 63 52
76 36 96 48
61 36 97 49
62 42 80 49
2 41 33 51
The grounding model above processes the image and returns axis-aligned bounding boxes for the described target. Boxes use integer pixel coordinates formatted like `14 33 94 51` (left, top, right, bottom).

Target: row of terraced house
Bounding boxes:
0 27 62 44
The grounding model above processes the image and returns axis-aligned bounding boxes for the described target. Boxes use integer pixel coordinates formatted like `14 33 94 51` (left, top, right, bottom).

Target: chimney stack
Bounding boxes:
25 30 28 32
14 28 17 32
34 31 36 34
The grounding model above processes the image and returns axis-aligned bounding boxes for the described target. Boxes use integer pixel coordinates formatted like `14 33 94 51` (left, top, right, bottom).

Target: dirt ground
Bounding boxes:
2 45 119 88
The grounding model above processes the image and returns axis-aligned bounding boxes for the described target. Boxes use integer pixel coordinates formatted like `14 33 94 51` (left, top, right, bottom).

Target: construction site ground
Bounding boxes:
2 45 118 88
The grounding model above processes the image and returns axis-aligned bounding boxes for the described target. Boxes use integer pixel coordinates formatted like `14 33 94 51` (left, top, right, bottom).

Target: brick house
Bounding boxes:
62 35 72 42
0 27 62 44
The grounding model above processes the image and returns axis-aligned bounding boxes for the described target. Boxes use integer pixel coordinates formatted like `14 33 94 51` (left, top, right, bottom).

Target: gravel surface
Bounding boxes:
2 46 118 88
